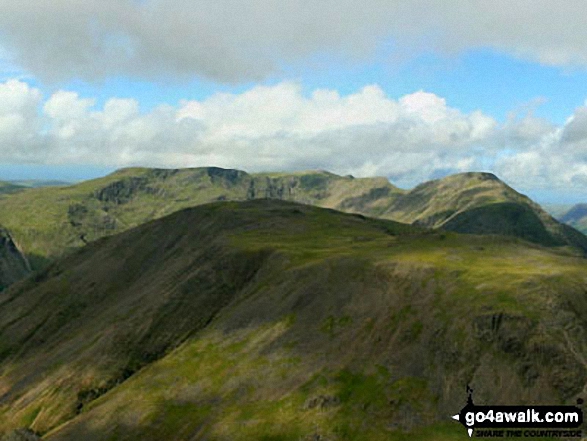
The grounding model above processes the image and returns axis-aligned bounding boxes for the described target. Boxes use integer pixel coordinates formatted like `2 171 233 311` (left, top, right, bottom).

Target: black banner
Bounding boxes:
451 387 583 438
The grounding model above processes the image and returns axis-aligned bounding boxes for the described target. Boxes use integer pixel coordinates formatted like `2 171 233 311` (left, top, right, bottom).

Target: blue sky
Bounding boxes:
29 48 587 125
1 1 587 203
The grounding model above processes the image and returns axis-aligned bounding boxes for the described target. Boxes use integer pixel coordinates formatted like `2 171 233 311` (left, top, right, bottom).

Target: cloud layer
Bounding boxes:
2 1 587 82
0 78 584 192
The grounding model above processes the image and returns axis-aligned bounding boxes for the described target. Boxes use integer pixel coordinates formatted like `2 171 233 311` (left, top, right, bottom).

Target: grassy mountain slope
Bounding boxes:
0 201 586 440
380 172 530 225
0 167 403 269
560 203 587 235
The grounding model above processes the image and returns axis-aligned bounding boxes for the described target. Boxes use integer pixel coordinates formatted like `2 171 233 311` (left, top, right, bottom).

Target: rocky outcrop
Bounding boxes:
0 228 30 290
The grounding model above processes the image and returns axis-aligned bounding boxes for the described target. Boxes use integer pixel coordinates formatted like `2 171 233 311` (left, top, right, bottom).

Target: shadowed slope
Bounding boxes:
0 228 30 291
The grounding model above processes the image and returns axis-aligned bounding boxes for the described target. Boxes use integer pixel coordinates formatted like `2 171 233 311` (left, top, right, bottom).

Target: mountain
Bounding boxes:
560 204 587 235
542 203 574 219
376 172 587 253
0 167 583 276
376 172 536 224
0 201 585 440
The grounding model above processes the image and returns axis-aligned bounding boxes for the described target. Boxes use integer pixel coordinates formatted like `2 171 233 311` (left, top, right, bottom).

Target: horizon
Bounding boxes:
1 3 587 203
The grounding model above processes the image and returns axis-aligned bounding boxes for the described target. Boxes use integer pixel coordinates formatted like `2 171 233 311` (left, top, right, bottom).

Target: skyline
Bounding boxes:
1 1 587 203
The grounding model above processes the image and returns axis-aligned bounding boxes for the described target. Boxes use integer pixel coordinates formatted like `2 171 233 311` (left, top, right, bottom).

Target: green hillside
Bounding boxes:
0 201 586 440
0 167 583 276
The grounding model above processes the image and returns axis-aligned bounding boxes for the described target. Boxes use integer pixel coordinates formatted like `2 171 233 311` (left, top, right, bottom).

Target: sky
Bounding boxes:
1 1 587 202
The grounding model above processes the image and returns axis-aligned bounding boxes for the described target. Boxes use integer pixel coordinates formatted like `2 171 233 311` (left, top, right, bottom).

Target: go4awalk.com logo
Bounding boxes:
451 387 584 438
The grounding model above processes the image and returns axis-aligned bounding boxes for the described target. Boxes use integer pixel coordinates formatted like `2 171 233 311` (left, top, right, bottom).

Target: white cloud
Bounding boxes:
0 78 586 193
0 80 43 161
0 79 41 116
43 91 95 121
494 104 587 192
2 1 587 82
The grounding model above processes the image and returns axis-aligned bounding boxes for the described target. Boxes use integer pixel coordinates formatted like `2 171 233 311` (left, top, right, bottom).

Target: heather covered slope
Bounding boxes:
0 201 586 440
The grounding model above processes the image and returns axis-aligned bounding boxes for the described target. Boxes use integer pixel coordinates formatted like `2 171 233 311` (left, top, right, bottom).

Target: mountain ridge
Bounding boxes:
0 167 583 275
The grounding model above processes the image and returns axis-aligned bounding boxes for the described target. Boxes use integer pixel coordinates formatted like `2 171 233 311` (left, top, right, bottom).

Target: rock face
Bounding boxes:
0 228 30 290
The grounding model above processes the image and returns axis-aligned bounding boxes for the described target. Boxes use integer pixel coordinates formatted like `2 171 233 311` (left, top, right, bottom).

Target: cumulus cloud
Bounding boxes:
0 80 44 161
1 1 587 82
494 103 587 193
0 78 585 192
0 79 499 185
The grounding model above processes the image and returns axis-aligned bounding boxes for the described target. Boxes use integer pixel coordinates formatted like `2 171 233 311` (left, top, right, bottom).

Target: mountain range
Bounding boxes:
0 167 583 276
0 168 586 440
